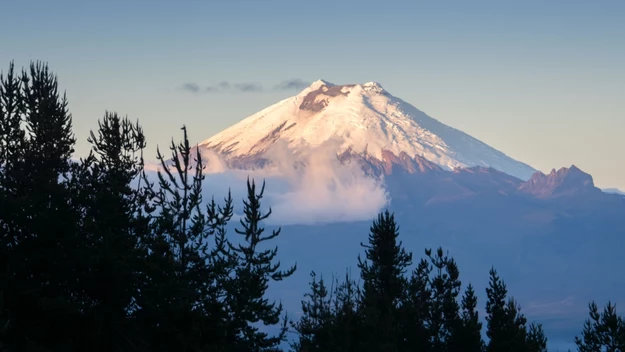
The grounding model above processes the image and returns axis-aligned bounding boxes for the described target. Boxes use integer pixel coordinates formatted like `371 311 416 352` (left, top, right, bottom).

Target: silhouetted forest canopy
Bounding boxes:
1 61 623 351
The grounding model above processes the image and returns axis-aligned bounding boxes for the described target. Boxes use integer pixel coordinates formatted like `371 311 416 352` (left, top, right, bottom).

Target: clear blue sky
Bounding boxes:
1 0 624 189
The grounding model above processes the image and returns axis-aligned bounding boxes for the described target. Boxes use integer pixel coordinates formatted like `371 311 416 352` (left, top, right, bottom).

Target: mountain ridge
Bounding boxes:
519 165 600 199
198 80 536 180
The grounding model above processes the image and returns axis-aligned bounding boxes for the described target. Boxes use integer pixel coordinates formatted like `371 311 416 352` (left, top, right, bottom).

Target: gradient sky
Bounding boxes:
1 0 624 189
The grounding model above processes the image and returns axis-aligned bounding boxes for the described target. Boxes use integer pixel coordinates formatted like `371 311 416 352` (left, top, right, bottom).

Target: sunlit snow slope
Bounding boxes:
199 80 536 180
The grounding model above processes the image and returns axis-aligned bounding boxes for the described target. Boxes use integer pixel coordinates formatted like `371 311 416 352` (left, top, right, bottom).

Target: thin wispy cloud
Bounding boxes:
180 78 311 94
180 81 263 94
274 79 311 91
233 82 263 92
181 82 200 93
188 139 389 225
143 137 389 226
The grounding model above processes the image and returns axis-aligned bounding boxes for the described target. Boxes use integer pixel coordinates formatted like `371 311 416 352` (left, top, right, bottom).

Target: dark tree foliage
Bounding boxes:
575 301 625 352
135 125 219 351
0 62 296 352
0 63 25 271
293 211 550 352
21 62 75 173
290 272 334 352
423 247 462 351
225 178 297 351
485 267 507 351
527 322 548 352
0 61 80 350
329 272 362 352
357 210 412 351
401 257 432 352
0 63 24 339
75 112 152 350
0 61 24 168
485 268 531 352
459 283 484 352
290 271 362 352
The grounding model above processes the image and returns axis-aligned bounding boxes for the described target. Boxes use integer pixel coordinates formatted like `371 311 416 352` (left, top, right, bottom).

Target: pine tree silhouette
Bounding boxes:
423 247 463 351
75 111 152 350
225 178 297 351
0 61 80 349
458 283 484 352
575 301 625 351
357 210 412 352
485 267 535 352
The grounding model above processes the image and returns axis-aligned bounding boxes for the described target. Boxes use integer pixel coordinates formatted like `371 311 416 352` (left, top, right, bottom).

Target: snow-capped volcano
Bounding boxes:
199 80 536 180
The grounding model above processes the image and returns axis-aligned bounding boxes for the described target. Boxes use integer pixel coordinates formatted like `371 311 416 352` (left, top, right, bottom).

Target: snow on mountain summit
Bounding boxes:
199 80 536 180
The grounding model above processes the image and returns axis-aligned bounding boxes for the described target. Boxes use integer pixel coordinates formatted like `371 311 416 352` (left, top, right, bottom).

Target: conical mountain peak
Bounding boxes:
199 81 536 179
308 79 335 89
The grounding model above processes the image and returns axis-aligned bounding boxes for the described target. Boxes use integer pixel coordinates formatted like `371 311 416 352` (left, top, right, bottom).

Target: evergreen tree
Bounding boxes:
21 62 75 170
485 267 507 352
458 283 484 352
423 247 462 352
329 272 362 352
526 322 548 352
505 298 530 349
0 62 25 344
290 272 334 352
135 125 235 351
485 268 533 352
485 267 511 351
402 258 432 352
0 61 25 179
225 178 297 351
357 210 412 352
75 112 152 350
0 61 80 350
291 271 362 352
575 301 625 352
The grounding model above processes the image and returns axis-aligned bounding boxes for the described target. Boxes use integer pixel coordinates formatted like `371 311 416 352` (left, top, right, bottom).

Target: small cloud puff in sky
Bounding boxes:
179 78 311 94
180 81 263 93
273 79 311 91
146 139 389 226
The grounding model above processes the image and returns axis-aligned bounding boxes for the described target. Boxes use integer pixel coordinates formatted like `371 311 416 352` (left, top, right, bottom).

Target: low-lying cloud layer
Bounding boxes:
145 140 389 226
180 79 311 94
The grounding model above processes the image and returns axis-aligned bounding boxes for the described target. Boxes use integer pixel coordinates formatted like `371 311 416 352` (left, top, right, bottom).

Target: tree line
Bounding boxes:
0 61 623 351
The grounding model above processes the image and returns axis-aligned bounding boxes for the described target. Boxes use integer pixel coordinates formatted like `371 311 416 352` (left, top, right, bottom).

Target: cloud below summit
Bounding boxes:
258 140 390 225
145 140 389 226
